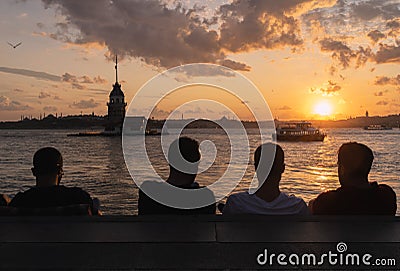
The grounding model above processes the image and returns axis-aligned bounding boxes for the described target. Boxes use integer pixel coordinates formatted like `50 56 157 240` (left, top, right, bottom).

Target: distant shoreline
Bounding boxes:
0 113 399 129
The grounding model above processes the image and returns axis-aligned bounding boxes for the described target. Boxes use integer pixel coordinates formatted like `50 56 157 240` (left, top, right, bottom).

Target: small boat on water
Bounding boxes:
275 122 326 142
363 124 392 130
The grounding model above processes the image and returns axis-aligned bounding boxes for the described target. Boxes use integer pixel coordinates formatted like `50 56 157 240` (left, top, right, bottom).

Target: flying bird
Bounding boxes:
7 42 22 49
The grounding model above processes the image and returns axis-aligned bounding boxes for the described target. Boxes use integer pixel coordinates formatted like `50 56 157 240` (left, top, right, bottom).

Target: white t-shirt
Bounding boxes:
222 192 309 215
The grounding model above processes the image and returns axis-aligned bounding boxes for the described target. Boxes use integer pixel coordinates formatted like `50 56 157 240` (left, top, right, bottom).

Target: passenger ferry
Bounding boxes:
275 122 326 142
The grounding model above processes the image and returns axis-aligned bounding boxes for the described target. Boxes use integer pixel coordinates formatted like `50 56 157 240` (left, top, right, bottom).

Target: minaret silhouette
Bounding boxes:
115 54 118 83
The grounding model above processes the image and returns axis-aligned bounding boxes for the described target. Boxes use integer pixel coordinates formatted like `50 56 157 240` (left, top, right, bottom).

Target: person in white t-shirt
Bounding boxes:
221 143 309 215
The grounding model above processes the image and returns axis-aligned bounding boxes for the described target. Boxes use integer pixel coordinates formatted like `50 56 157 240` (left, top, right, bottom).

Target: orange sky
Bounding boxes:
0 0 399 121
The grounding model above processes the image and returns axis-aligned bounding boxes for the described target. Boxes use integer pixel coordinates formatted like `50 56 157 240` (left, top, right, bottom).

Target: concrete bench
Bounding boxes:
0 216 399 270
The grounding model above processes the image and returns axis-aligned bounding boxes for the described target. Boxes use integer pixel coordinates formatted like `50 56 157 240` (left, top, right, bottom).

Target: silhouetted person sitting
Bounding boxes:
222 143 309 215
309 142 397 215
138 137 215 215
9 147 100 215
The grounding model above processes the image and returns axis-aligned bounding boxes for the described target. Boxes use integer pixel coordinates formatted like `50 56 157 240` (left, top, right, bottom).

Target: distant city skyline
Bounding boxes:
0 0 399 121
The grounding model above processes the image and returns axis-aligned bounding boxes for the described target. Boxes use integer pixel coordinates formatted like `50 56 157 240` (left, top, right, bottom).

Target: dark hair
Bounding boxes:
32 147 63 175
168 137 200 174
338 142 373 177
254 143 284 177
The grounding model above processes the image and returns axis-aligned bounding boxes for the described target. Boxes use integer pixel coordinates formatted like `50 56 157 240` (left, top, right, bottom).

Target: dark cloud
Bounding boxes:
88 88 109 95
219 59 251 71
43 106 57 112
42 0 226 68
171 64 237 82
40 0 330 70
376 100 389 105
0 96 33 111
367 30 386 43
351 1 400 21
217 0 305 52
387 18 400 39
374 74 400 85
81 75 93 84
320 38 350 52
328 65 337 76
61 72 78 83
93 75 107 84
351 2 382 21
277 105 292 110
62 72 107 85
38 91 51 99
387 19 400 29
374 44 400 64
0 67 60 81
374 91 383 97
71 83 86 90
319 38 372 69
70 98 99 109
310 80 341 95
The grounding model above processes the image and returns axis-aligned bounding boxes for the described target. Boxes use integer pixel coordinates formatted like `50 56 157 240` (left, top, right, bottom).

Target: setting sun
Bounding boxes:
314 101 333 117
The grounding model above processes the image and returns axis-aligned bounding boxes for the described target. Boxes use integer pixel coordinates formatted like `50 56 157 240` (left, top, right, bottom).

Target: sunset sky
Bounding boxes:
0 0 399 121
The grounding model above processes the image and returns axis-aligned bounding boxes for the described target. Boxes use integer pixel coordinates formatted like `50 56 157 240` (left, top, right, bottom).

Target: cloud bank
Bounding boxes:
40 0 336 70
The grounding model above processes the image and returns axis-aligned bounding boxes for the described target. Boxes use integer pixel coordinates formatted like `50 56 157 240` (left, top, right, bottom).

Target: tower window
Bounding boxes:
111 98 114 104
116 98 119 104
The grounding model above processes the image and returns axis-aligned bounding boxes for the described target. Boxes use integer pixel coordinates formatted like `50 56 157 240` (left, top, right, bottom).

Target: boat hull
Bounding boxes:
276 134 326 142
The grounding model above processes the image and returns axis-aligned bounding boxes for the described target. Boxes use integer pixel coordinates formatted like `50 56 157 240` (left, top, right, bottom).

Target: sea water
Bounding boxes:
0 128 398 215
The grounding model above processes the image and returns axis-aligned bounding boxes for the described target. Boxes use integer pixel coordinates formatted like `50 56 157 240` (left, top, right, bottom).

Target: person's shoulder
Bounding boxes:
223 192 249 215
15 187 37 195
61 185 87 192
9 188 36 206
376 183 396 195
278 193 310 215
282 192 306 203
225 192 251 206
61 186 92 199
227 191 250 199
315 189 338 201
310 189 338 214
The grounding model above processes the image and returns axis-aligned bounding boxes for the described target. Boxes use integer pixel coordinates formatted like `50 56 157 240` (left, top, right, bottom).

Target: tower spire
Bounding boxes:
115 54 118 83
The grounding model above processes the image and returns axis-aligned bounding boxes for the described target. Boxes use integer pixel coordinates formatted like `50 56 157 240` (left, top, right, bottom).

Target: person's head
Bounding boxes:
254 143 285 186
167 137 201 182
31 147 63 187
337 142 373 186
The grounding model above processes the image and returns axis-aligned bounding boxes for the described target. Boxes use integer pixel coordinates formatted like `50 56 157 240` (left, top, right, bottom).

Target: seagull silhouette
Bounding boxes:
7 42 22 49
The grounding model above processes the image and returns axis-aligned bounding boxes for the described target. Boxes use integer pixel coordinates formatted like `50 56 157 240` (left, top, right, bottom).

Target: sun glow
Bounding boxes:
313 101 333 117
